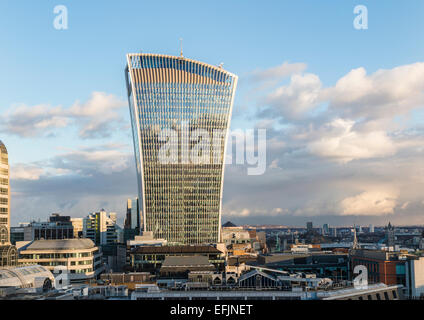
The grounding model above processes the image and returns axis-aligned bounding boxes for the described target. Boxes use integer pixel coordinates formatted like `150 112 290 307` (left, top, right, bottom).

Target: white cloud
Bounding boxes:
266 73 322 119
340 189 398 216
0 92 127 139
11 164 45 180
68 92 127 138
250 62 307 83
323 63 424 119
307 118 397 163
226 208 251 217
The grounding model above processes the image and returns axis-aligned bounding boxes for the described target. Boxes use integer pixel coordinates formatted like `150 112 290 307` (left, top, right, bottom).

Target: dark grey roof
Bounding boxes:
26 239 96 250
222 221 237 227
161 256 212 267
132 245 221 255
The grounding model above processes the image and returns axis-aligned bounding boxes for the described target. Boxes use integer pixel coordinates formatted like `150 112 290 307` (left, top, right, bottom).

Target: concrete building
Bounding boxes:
0 141 10 245
100 272 154 290
71 218 83 238
28 214 74 240
406 256 424 298
83 210 122 246
0 141 18 268
222 226 251 246
159 256 216 278
125 53 238 244
18 239 104 282
129 245 225 273
222 226 266 256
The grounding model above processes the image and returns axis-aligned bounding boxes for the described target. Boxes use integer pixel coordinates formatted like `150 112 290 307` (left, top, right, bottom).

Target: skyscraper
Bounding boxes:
125 53 238 244
124 198 141 242
0 141 10 245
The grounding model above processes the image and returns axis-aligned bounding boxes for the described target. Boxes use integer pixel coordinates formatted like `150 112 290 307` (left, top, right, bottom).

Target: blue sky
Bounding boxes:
1 0 424 226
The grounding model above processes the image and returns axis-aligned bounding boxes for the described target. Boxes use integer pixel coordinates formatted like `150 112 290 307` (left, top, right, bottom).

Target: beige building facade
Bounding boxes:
19 239 104 282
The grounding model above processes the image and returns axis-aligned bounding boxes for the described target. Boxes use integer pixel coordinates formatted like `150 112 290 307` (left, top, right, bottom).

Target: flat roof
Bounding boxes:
25 239 96 251
131 245 222 255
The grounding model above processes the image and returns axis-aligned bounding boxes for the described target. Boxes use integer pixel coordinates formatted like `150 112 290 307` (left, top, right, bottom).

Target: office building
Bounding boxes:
125 53 238 244
124 198 141 243
18 239 104 282
0 141 18 267
350 248 424 298
83 209 121 246
71 218 83 238
30 213 74 240
306 222 313 233
129 245 225 273
0 141 10 245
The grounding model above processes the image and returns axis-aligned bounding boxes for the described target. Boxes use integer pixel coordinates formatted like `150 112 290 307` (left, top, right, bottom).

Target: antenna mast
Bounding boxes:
179 38 184 57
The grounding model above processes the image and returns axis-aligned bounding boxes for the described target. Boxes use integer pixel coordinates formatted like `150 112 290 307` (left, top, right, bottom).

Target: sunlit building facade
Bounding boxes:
0 141 10 245
125 53 238 244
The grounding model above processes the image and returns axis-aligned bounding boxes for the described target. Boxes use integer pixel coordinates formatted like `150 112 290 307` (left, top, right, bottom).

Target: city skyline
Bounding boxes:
1 1 424 227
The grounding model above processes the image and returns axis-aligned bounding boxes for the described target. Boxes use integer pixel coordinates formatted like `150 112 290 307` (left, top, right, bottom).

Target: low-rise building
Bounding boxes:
350 248 424 298
83 210 122 246
129 245 225 273
18 239 104 283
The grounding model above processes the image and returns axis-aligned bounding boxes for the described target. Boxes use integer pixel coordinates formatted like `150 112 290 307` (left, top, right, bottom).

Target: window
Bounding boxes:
392 290 397 299
376 293 381 300
384 292 389 300
367 295 372 300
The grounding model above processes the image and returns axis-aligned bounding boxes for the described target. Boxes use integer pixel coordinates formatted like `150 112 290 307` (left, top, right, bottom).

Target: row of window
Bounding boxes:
21 252 93 259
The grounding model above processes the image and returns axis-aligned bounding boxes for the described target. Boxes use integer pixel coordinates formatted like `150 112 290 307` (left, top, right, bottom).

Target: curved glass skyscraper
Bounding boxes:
125 53 237 244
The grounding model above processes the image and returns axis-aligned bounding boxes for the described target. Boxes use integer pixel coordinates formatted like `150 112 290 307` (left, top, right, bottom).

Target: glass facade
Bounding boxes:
125 54 238 244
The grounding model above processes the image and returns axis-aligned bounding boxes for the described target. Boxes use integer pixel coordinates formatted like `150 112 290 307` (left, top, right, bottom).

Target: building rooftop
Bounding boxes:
25 239 96 251
131 245 222 255
161 256 212 268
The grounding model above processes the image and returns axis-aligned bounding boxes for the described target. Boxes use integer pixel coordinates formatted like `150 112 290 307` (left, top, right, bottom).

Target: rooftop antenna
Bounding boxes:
219 62 224 68
179 38 184 57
